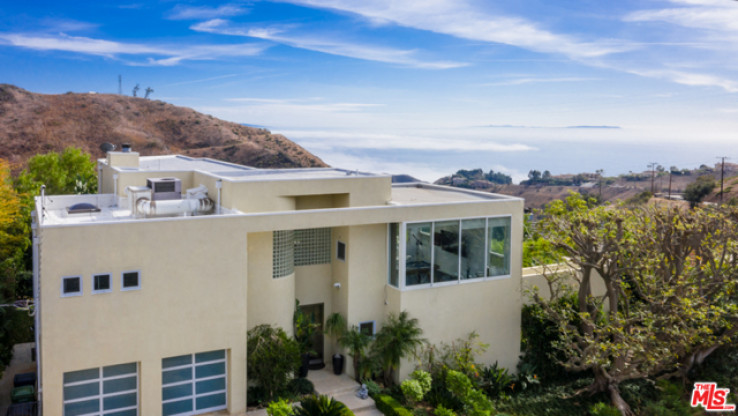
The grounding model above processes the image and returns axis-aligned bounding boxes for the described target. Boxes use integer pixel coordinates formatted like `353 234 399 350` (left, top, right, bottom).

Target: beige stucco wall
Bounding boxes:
247 232 295 332
39 218 248 416
522 264 607 303
295 263 333 359
222 176 391 214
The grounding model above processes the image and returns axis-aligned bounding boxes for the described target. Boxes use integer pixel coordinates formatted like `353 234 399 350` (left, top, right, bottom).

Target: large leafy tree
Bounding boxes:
683 175 716 208
533 194 738 415
15 147 97 197
0 159 31 377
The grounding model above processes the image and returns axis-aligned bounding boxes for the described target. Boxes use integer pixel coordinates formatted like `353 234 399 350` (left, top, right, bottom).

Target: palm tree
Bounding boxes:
373 311 426 385
325 313 372 382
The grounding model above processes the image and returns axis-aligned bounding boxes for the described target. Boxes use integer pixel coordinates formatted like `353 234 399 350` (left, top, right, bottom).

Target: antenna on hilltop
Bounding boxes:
132 84 140 97
118 75 122 95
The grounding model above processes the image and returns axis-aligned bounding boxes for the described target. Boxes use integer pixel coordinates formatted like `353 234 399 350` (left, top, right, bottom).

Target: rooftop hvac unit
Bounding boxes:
147 178 181 200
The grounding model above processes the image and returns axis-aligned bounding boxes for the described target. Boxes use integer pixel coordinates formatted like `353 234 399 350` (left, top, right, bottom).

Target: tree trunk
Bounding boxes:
608 383 634 416
588 368 634 416
353 354 361 383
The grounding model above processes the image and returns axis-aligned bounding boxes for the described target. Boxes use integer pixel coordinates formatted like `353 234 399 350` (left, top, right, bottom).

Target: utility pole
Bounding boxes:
596 169 604 200
717 156 730 204
118 75 122 95
648 162 658 194
668 170 673 200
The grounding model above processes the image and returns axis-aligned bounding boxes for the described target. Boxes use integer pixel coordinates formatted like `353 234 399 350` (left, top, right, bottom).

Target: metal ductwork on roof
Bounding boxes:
127 181 213 218
135 196 213 217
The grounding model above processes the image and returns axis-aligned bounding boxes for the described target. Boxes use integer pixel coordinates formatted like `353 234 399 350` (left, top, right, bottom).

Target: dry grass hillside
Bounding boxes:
0 84 326 169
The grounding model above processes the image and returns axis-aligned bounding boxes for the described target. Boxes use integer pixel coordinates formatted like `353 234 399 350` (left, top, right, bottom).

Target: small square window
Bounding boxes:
337 241 346 261
359 321 375 337
62 276 82 297
93 274 111 293
121 271 140 291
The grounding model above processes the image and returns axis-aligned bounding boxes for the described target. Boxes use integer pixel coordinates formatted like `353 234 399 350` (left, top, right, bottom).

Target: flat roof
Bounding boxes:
390 183 519 205
106 155 383 181
37 194 240 226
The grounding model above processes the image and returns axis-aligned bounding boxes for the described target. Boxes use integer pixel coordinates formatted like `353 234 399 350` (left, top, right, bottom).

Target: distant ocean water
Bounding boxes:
281 127 728 184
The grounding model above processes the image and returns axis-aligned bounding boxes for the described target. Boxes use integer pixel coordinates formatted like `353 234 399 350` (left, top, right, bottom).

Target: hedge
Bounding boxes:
374 394 413 416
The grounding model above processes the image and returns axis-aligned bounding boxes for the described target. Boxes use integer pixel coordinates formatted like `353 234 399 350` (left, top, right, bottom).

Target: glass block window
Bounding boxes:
294 228 331 266
273 231 294 278
162 350 227 416
63 362 138 416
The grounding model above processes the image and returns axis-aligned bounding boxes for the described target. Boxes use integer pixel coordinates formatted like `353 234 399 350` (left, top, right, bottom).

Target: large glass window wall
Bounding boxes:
389 216 511 289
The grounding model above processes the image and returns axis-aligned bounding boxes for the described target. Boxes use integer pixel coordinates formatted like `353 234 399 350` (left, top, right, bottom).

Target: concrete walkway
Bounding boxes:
307 369 382 416
245 369 382 416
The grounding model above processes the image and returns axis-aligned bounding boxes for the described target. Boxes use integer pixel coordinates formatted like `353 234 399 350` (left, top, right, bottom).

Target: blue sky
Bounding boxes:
1 0 738 182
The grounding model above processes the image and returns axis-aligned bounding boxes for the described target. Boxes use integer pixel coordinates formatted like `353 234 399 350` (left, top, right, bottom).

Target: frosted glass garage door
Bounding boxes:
63 363 138 416
161 350 227 416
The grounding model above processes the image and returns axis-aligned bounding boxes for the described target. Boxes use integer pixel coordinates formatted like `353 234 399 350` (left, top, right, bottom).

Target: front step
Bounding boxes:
333 391 376 413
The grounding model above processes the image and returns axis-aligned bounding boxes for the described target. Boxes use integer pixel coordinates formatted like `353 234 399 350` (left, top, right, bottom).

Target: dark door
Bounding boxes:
300 303 324 362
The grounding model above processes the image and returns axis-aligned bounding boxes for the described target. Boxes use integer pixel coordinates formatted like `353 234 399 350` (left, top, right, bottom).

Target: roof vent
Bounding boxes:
67 202 101 215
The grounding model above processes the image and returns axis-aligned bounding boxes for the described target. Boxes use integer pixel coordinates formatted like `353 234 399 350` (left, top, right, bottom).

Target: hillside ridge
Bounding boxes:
0 84 326 169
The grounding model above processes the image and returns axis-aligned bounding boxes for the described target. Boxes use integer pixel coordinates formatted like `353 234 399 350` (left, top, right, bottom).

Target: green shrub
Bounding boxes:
289 377 315 395
374 393 413 416
364 379 381 397
401 370 432 403
477 363 513 399
426 368 462 411
589 402 621 416
641 380 700 416
267 399 295 416
519 298 580 382
401 380 425 403
445 371 494 416
247 324 301 402
294 395 353 416
433 405 455 416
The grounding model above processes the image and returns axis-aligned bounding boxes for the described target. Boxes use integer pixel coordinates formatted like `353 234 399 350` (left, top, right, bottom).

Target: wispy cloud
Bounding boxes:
224 97 383 112
625 1 738 35
167 3 249 20
482 77 599 87
625 68 738 93
191 18 467 69
0 32 269 66
277 129 536 152
278 0 633 59
161 73 239 87
484 124 620 130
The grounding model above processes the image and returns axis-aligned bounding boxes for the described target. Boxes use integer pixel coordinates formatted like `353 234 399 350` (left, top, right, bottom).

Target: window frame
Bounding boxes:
161 349 228 416
336 241 346 262
358 321 376 337
391 214 513 291
92 273 112 294
121 270 141 292
62 362 139 416
61 276 83 297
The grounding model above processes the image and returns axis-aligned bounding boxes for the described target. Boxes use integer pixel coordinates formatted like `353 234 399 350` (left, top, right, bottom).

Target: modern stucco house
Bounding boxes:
32 149 524 416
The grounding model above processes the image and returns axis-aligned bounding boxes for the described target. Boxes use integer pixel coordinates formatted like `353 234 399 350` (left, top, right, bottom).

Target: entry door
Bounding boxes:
300 303 324 360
